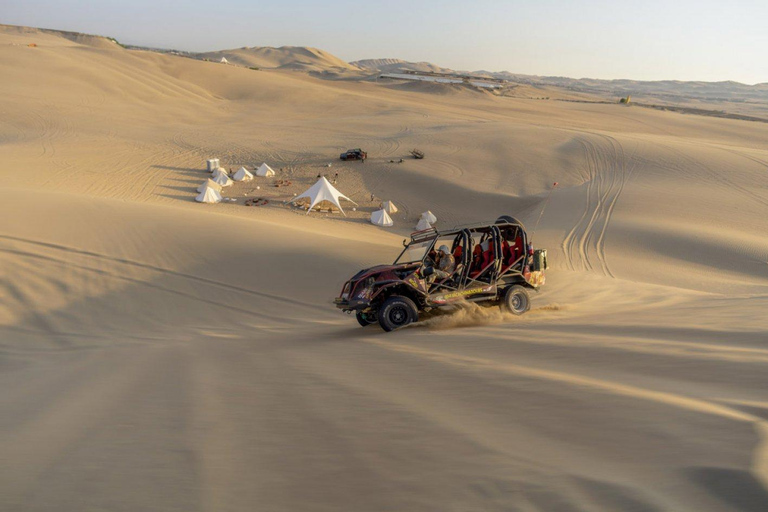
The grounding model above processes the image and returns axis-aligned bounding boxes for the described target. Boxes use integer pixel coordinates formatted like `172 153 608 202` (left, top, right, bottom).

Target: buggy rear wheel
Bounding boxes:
378 296 418 332
356 311 378 327
502 285 530 315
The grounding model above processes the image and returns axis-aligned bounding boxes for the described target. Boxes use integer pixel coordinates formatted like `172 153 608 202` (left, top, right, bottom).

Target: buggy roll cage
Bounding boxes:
395 219 531 291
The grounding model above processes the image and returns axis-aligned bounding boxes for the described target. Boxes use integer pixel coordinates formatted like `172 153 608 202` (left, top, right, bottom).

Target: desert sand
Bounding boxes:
2 24 768 511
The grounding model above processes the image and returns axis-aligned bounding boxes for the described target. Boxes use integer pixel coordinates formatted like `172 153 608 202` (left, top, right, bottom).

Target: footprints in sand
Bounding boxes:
562 134 637 277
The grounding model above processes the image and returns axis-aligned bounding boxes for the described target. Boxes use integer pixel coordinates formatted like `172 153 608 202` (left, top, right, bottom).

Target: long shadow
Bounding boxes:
159 185 201 193
152 165 202 173
158 193 196 202
687 467 768 512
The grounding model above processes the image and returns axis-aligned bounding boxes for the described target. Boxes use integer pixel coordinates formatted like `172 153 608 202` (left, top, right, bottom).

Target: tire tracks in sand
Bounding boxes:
562 133 638 277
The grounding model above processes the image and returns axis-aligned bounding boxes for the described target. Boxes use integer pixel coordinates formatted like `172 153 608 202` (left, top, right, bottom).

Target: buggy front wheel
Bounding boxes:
378 296 418 332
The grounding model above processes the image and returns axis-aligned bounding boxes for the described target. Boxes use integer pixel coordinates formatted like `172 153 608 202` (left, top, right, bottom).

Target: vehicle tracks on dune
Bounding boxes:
561 133 637 277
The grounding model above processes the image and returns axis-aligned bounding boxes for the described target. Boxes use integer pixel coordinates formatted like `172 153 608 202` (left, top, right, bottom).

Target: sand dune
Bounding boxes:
352 57 456 74
2 24 768 511
198 45 362 72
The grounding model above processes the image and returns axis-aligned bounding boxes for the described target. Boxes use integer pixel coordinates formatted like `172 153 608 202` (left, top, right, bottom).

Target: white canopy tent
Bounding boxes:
290 176 357 215
370 209 393 227
420 210 437 224
220 57 229 64
380 200 398 214
233 167 253 181
197 179 223 193
211 172 233 187
255 163 275 177
415 217 432 231
196 186 223 203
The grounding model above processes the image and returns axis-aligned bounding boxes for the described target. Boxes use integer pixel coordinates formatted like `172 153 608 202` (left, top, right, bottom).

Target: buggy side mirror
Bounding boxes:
403 239 408 247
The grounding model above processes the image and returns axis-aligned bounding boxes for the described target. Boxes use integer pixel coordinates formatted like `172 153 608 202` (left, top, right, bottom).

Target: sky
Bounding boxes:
3 0 767 84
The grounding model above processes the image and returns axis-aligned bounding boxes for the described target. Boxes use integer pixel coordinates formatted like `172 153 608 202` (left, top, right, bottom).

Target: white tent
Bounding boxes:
211 172 233 187
197 179 223 193
255 163 276 177
220 57 229 64
290 176 357 215
233 167 253 181
371 209 393 227
415 217 432 231
212 167 229 179
420 210 437 224
196 186 223 203
380 200 398 214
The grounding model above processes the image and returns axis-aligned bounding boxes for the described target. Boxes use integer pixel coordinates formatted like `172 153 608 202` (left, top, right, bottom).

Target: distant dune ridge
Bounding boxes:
2 23 768 512
198 45 363 72
351 58 456 74
0 23 121 48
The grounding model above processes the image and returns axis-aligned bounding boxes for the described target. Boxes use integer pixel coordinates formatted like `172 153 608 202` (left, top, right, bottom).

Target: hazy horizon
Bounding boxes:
4 0 767 84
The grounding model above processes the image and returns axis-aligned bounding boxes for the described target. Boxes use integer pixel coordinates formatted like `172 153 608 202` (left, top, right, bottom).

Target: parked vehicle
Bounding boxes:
410 149 425 159
334 216 548 331
340 148 367 161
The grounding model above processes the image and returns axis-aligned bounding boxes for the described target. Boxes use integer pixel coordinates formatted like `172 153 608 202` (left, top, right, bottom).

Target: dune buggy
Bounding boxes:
334 216 548 331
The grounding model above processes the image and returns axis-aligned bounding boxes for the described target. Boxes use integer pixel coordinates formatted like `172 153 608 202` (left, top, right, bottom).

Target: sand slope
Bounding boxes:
2 25 768 511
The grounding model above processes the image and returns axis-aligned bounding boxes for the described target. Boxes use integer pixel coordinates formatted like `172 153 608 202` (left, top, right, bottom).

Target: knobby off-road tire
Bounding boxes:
502 285 530 315
377 296 419 332
356 311 378 327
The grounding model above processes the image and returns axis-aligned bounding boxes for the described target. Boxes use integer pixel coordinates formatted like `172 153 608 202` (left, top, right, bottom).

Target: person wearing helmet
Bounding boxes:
433 244 456 280
421 244 456 284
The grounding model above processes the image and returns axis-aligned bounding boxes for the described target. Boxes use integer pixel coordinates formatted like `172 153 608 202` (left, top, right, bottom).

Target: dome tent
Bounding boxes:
380 200 398 214
290 176 357 215
255 163 276 177
233 167 253 181
370 209 393 227
212 172 233 187
197 179 222 193
415 217 432 231
420 210 437 224
196 186 222 203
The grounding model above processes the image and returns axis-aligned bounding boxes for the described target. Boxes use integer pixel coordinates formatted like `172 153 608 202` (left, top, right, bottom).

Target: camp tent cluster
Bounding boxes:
197 159 281 205
368 200 397 227
415 211 437 230
196 160 424 227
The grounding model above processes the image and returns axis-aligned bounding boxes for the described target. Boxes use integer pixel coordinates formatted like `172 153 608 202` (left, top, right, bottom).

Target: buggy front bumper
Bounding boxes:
334 297 371 312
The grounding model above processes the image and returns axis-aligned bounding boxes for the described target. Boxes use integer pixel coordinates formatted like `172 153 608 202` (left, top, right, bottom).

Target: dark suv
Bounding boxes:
340 148 367 161
334 216 548 331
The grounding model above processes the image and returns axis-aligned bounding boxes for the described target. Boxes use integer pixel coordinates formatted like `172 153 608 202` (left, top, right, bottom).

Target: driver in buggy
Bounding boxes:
423 245 456 286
